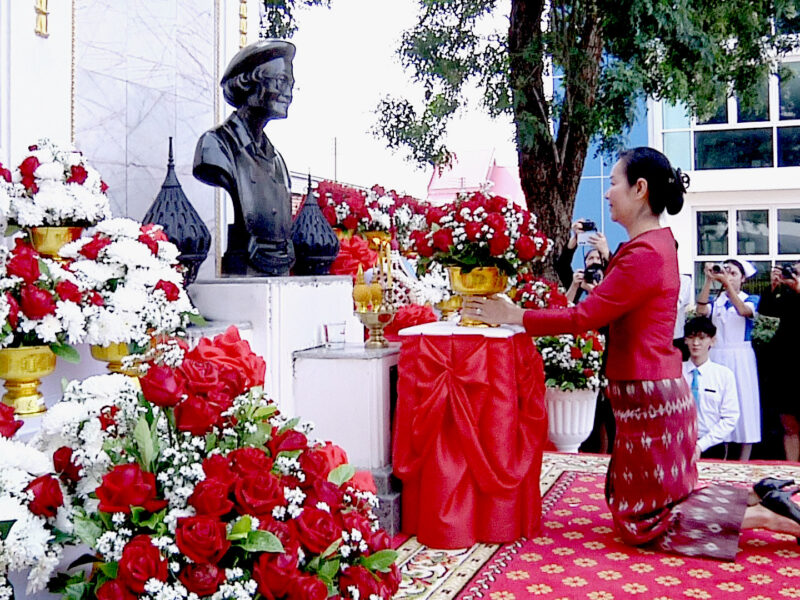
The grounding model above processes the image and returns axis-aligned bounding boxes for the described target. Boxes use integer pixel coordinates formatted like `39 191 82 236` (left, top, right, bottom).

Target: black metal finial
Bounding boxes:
291 176 339 275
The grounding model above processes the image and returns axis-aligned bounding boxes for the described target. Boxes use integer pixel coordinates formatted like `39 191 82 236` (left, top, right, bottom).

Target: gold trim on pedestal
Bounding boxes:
0 346 57 416
355 310 395 349
90 343 137 376
448 266 509 327
28 226 83 260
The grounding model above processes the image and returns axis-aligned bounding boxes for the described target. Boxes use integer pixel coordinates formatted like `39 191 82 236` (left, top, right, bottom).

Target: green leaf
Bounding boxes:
186 311 208 326
320 537 342 559
205 432 218 453
47 572 88 595
131 507 166 531
67 554 102 570
253 405 277 420
238 530 284 553
73 516 103 546
50 342 81 363
133 415 158 470
0 520 14 540
98 562 119 579
328 464 356 487
278 417 300 435
62 580 90 600
361 549 398 573
318 558 340 582
228 515 252 540
52 527 74 544
38 258 51 279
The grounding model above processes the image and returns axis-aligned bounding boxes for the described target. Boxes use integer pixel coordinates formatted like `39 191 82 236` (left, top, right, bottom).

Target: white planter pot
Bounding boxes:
546 387 598 453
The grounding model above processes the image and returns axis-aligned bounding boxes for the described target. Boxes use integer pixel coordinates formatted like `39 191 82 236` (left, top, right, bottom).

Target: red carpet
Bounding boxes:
456 471 800 599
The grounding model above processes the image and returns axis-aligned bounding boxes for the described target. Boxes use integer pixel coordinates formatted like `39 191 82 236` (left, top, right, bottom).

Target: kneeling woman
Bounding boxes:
463 147 800 560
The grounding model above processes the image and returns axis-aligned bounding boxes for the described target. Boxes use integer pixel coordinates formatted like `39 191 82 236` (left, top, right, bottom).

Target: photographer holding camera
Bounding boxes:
695 259 761 461
757 261 800 461
555 219 610 304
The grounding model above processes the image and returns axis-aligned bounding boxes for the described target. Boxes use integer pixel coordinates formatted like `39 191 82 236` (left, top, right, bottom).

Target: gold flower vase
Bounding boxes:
91 343 139 377
361 230 392 251
28 226 83 260
435 294 463 319
0 346 57 416
448 266 509 327
355 309 396 349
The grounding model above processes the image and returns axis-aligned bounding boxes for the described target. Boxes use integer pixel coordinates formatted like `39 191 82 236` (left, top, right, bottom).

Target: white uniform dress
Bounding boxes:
709 290 761 444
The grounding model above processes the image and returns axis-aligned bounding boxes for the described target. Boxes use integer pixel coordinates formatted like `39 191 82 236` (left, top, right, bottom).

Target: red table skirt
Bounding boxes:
392 332 547 548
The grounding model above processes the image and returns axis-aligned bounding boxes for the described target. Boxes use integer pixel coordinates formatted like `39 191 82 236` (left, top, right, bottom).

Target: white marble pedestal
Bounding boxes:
189 276 363 417
293 343 401 534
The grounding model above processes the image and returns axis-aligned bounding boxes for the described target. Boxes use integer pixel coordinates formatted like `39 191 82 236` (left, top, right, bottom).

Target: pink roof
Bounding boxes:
426 148 525 207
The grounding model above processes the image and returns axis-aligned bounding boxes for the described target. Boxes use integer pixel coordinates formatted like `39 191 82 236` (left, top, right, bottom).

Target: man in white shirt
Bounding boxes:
682 316 740 461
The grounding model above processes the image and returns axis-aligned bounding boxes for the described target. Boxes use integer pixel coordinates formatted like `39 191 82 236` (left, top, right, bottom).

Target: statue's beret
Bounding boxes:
221 39 296 84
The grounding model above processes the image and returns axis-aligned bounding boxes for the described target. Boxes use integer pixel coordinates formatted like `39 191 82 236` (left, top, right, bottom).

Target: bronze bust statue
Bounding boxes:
193 39 296 275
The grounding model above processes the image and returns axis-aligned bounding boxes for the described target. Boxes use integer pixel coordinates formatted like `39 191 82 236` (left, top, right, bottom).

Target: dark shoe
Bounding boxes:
754 477 796 500
761 489 800 527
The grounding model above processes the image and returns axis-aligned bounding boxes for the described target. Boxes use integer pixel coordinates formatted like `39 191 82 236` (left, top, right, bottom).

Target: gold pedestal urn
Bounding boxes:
448 266 509 327
352 242 396 349
0 346 57 416
91 343 137 376
28 226 83 260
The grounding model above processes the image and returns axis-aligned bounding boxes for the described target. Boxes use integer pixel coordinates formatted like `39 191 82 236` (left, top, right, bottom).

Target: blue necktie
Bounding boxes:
691 368 700 406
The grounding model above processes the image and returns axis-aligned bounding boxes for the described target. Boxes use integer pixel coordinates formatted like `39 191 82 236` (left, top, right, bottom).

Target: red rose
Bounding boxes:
228 447 272 476
7 242 40 284
141 224 169 241
205 389 233 418
342 215 359 230
217 366 246 397
291 507 341 554
380 563 402 596
118 535 168 594
155 279 180 301
415 234 434 258
18 156 40 177
202 455 236 490
0 167 11 183
299 449 334 484
489 195 509 212
175 516 230 564
79 236 112 259
25 474 63 518
233 474 284 517
304 479 345 511
96 580 137 600
96 463 167 514
570 346 583 360
425 206 446 226
19 284 57 319
98 405 119 430
322 205 337 226
6 293 18 329
174 394 221 436
138 233 159 255
140 364 185 407
21 175 38 194
88 291 105 306
267 428 307 456
53 446 82 483
55 280 82 303
66 165 88 184
591 336 603 352
339 565 383 599
583 368 595 377
188 478 234 516
515 235 536 262
288 575 328 600
464 221 482 241
488 232 511 256
0 403 22 438
351 470 378 494
179 563 226 597
100 180 109 193
178 358 220 394
485 212 507 232
432 228 453 252
252 550 299 600
185 326 265 389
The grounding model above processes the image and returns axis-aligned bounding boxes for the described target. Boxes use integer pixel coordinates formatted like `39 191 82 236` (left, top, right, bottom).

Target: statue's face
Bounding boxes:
249 57 294 119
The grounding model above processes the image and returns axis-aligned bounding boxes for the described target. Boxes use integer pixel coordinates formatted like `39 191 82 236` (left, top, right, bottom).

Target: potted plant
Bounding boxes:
4 139 111 258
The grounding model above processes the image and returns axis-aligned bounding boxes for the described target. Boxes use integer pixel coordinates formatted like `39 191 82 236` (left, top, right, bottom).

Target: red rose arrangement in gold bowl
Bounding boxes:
41 327 399 600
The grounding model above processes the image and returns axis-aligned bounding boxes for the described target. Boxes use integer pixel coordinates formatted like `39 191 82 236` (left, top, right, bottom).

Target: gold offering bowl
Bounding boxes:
435 295 463 319
91 342 139 377
448 266 509 327
362 230 392 251
0 346 57 416
355 310 396 349
28 226 83 260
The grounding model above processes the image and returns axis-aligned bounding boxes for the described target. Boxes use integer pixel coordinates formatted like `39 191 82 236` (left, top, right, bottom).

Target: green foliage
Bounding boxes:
327 464 356 486
50 342 81 364
361 549 399 573
259 0 331 38
0 520 14 541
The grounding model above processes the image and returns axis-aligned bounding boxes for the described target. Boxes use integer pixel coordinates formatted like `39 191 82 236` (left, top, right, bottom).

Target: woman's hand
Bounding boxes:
771 267 782 290
462 294 526 326
588 232 610 261
566 221 582 250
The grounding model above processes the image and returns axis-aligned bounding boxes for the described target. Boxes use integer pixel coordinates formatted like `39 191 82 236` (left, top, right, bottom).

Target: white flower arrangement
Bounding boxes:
535 332 606 392
7 138 111 228
60 218 201 347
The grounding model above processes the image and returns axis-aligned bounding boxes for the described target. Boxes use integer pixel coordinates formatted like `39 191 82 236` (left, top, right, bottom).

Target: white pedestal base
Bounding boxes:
293 344 399 469
546 387 598 453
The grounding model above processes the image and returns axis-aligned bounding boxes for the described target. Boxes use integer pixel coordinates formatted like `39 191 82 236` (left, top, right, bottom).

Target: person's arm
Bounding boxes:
565 270 584 303
555 244 578 289
717 274 755 318
694 263 714 317
588 232 610 263
758 277 780 317
697 367 740 452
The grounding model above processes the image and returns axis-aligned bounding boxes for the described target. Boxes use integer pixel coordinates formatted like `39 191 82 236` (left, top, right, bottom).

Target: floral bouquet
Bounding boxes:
38 327 399 600
0 238 94 359
509 274 569 310
369 186 427 252
60 218 202 348
410 192 552 277
4 138 111 228
0 406 75 597
319 181 370 233
534 333 606 392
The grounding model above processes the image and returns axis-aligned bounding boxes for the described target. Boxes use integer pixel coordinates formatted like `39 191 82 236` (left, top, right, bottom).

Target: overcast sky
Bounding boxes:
266 0 518 198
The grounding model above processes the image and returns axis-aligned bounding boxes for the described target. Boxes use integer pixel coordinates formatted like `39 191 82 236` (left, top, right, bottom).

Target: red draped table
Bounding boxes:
392 321 547 549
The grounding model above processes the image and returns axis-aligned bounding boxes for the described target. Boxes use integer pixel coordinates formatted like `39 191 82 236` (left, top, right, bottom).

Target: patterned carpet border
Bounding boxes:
394 453 800 600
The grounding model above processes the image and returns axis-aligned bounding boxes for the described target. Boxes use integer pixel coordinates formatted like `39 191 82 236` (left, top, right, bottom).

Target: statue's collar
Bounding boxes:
227 111 276 160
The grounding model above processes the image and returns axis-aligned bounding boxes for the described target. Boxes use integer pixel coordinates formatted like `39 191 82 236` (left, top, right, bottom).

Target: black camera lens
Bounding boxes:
584 265 603 284
781 264 796 279
711 264 723 273
581 220 596 231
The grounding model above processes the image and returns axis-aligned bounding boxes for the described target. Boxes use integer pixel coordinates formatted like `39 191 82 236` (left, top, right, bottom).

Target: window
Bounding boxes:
778 208 800 253
737 210 769 255
778 126 800 166
697 96 728 125
780 63 800 120
697 211 728 255
737 76 770 123
694 129 773 170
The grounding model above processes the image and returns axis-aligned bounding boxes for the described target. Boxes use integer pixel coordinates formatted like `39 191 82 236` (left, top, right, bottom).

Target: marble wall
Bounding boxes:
73 0 221 279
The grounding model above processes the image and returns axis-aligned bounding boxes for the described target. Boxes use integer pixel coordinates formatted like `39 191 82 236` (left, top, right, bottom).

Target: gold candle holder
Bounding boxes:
352 241 397 348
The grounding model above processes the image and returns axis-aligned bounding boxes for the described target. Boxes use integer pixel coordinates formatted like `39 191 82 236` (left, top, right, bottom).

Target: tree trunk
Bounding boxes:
509 0 604 282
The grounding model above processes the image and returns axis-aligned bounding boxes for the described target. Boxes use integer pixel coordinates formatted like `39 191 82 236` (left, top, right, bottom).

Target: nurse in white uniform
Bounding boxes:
694 258 761 461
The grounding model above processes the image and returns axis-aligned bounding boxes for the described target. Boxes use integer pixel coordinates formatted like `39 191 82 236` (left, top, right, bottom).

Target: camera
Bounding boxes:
577 219 598 246
711 264 723 274
580 220 597 231
584 264 604 284
781 264 796 279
